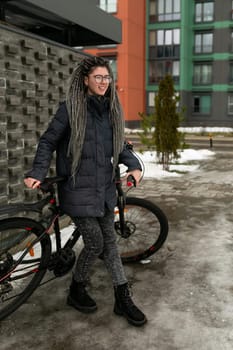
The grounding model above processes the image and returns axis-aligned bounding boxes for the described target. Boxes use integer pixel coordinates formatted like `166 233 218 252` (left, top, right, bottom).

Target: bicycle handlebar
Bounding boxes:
0 169 137 217
39 141 141 193
39 176 66 193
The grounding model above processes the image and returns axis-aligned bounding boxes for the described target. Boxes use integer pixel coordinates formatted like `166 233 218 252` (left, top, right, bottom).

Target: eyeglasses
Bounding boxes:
91 75 112 84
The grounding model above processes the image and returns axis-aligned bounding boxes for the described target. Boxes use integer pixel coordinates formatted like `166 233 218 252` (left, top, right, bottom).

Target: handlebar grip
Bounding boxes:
125 141 134 150
127 175 136 187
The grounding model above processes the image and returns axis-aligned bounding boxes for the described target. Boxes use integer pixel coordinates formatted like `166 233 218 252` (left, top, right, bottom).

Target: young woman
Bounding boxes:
24 56 147 326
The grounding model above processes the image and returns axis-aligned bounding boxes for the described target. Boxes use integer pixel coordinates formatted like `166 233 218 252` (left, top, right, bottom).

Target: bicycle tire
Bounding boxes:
0 218 51 320
115 197 169 263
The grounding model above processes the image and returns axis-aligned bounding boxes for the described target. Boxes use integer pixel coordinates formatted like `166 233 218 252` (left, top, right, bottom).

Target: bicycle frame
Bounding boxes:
0 172 131 279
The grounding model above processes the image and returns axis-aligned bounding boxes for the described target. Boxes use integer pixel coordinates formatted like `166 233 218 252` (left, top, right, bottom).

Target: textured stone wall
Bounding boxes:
0 24 86 209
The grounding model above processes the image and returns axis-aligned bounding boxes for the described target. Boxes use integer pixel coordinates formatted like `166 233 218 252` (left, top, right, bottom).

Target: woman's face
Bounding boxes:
84 66 111 96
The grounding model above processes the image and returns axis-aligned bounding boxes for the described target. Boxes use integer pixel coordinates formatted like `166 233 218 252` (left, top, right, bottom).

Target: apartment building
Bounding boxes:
148 0 233 126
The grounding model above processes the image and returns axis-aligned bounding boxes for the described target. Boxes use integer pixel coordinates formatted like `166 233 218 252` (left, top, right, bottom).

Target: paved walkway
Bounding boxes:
1 150 233 349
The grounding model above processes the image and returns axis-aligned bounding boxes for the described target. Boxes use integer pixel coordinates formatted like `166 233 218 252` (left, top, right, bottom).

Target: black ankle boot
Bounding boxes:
67 279 97 313
114 283 147 326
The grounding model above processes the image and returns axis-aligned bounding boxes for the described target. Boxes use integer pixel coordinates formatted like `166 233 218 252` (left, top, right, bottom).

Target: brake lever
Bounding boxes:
127 175 136 187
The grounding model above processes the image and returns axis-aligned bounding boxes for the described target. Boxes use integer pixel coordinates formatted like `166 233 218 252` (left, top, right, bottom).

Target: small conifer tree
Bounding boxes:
139 75 183 170
155 74 181 170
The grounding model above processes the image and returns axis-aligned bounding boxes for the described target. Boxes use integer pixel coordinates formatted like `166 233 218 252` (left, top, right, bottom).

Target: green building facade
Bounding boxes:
146 0 233 126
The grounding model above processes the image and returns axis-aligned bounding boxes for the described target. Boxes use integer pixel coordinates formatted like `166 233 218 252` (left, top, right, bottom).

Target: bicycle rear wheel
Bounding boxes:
0 218 51 320
115 197 169 263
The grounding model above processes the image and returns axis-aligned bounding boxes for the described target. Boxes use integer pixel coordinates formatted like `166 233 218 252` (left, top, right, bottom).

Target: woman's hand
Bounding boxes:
126 169 142 186
24 177 41 189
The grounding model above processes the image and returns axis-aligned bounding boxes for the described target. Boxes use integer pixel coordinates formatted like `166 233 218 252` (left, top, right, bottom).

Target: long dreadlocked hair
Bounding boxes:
66 56 125 179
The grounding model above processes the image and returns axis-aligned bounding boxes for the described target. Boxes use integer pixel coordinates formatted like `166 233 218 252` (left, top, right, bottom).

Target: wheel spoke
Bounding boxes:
115 197 168 262
0 218 50 320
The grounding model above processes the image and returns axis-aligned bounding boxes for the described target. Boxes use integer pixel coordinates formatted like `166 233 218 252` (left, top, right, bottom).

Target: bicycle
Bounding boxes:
0 153 169 320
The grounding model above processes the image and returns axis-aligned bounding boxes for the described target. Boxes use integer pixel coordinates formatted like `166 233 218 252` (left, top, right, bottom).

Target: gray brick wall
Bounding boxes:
0 24 87 213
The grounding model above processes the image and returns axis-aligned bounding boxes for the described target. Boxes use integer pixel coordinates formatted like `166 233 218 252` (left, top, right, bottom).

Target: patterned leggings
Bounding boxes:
72 208 127 287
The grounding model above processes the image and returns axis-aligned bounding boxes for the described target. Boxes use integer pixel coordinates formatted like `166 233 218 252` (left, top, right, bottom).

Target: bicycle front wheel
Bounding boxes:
0 218 51 320
115 197 169 263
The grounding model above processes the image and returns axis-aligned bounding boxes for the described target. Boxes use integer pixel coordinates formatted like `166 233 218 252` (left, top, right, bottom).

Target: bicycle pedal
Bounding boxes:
53 248 76 277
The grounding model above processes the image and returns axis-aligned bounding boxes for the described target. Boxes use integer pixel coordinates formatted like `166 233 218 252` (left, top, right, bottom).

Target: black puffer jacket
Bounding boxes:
26 96 141 217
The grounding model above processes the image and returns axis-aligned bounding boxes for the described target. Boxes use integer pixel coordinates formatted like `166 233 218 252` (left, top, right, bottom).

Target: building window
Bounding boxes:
228 95 233 114
195 1 214 23
149 0 180 22
194 32 213 53
149 60 180 83
149 29 180 58
149 0 156 22
193 95 211 114
231 32 233 52
230 63 233 84
193 64 212 84
149 30 156 47
108 57 117 81
99 0 117 13
102 56 117 81
148 92 156 107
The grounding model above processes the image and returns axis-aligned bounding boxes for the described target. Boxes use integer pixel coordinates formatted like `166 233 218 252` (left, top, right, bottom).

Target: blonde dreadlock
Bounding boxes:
66 56 125 179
